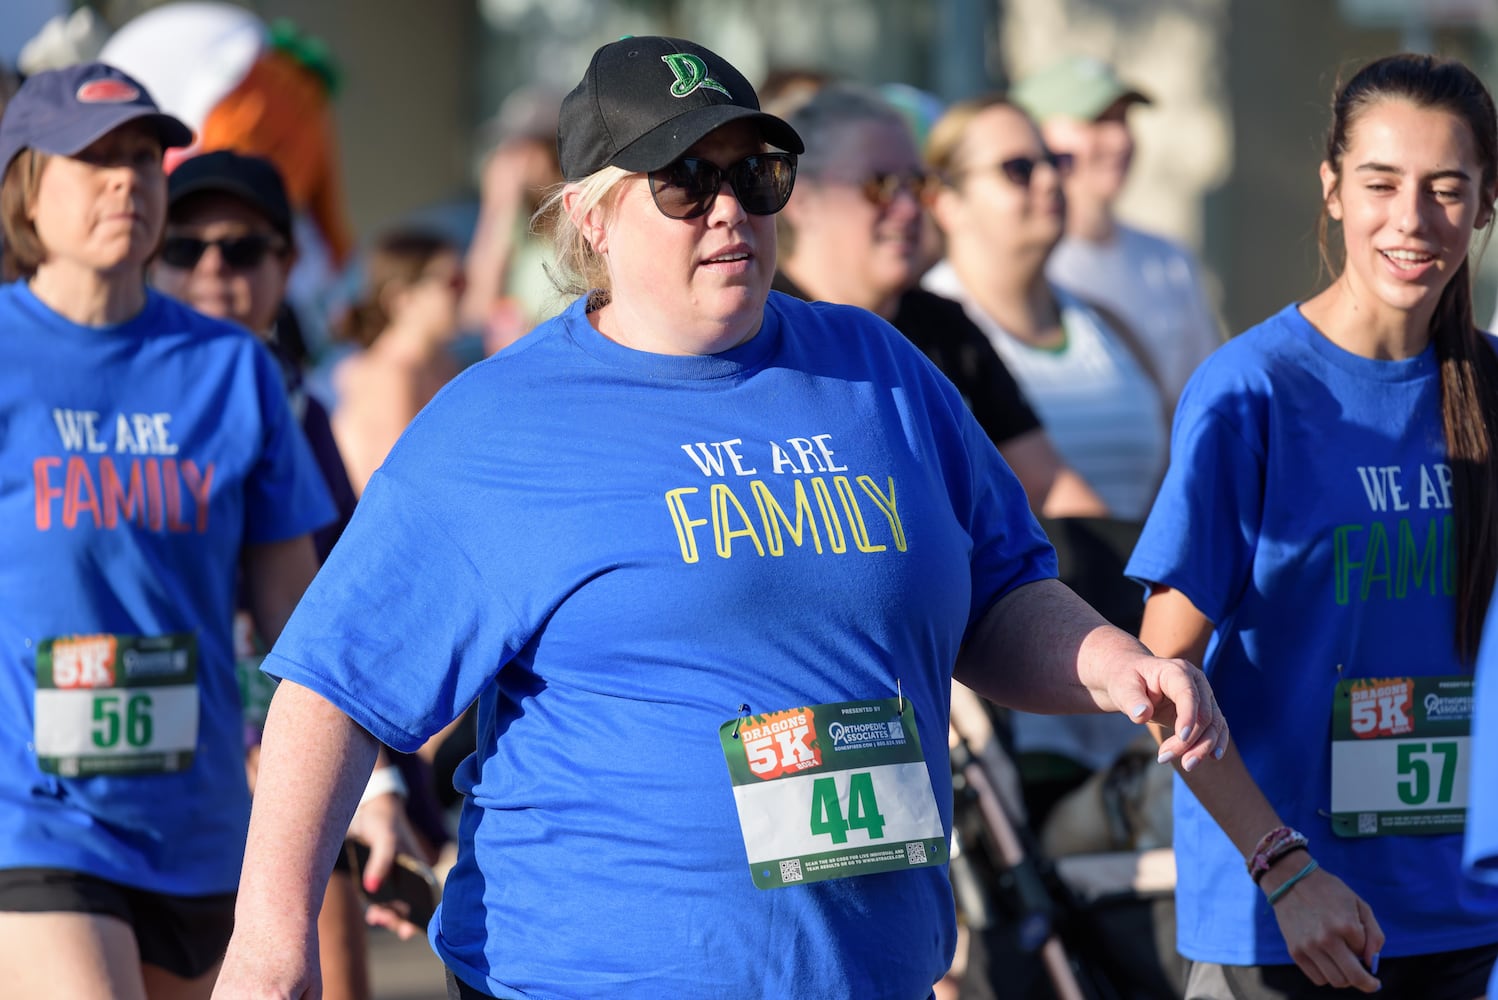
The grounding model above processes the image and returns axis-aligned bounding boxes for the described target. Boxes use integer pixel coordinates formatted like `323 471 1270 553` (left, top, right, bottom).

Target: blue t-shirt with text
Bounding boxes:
265 292 1057 999
1128 303 1498 964
0 282 334 895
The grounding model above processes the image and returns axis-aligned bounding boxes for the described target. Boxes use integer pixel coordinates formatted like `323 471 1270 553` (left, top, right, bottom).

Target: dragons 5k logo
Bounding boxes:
1348 678 1415 738
661 53 731 99
740 707 821 780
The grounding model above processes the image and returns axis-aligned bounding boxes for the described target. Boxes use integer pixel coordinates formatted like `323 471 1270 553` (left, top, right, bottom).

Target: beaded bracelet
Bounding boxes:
1266 858 1320 906
1247 825 1309 883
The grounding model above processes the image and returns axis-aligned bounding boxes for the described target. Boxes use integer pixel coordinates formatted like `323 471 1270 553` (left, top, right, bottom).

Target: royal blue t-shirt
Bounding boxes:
1127 303 1498 964
1466 593 1498 996
0 282 334 896
265 292 1058 999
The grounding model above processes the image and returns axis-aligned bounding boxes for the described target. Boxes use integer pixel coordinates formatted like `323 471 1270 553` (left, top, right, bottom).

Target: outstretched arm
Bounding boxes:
1140 585 1384 993
953 578 1225 769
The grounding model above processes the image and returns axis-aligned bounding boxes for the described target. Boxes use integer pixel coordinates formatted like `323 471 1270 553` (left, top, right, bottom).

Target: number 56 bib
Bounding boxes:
1330 676 1472 837
718 698 946 889
34 633 199 777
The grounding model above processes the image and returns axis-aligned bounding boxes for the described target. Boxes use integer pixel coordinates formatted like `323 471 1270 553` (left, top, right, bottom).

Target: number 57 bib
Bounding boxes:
718 698 946 889
1330 676 1472 837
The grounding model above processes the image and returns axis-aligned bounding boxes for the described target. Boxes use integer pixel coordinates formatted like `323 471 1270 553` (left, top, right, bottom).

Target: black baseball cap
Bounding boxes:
557 35 803 181
167 150 294 244
0 62 192 177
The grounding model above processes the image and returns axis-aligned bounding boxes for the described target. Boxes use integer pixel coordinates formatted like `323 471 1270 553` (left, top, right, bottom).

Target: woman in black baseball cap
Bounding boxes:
218 36 1226 1000
0 63 338 1000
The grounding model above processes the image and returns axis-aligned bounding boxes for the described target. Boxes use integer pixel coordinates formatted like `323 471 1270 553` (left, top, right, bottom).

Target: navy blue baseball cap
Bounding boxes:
0 62 193 177
558 36 803 181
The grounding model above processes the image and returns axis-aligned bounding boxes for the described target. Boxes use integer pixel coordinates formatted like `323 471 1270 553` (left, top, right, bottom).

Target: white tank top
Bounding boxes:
923 262 1168 521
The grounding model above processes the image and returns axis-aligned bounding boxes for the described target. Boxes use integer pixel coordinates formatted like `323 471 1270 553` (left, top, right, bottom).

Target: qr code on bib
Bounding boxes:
779 859 804 883
1358 813 1377 835
906 842 928 865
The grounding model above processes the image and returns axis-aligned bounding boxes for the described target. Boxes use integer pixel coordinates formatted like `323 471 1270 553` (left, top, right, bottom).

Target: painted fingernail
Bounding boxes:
1183 755 1200 772
1130 703 1149 720
1179 725 1195 743
1157 749 1176 765
1370 953 1380 975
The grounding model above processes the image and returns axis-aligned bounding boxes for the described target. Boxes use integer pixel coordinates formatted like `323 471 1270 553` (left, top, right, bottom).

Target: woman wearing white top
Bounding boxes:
922 95 1167 524
922 95 1172 806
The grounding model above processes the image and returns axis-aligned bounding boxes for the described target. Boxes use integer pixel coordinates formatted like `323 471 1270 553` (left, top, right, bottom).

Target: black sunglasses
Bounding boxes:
859 171 936 208
159 233 286 270
994 152 1075 187
647 152 797 220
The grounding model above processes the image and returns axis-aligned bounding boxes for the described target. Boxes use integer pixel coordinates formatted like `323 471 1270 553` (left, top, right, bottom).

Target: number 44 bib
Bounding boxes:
1330 676 1472 837
718 698 946 889
34 633 199 777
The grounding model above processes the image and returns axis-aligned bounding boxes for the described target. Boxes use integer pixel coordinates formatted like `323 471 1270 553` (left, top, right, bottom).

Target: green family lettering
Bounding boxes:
1333 464 1455 604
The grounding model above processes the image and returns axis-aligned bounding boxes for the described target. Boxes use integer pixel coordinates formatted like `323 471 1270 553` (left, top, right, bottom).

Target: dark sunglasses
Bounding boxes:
994 152 1075 187
860 171 936 208
159 233 286 270
647 152 797 220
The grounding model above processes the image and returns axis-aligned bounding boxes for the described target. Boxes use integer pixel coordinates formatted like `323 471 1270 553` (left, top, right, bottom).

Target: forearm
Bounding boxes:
995 429 1109 518
1139 588 1296 876
460 203 520 330
235 680 381 936
243 535 319 646
955 578 1147 715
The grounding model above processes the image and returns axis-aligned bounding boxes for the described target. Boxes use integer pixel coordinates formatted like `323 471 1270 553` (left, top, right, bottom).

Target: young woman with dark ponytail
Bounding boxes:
1127 53 1498 998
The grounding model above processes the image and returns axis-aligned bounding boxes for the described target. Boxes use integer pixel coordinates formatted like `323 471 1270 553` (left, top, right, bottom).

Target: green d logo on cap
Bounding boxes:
662 53 731 99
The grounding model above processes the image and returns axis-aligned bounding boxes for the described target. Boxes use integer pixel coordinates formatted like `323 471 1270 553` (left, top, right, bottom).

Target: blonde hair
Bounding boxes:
925 94 1021 181
1 149 52 280
537 165 632 302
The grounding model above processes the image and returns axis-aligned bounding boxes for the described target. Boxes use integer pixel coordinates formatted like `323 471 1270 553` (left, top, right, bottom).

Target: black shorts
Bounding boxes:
1186 940 1498 1000
0 868 235 980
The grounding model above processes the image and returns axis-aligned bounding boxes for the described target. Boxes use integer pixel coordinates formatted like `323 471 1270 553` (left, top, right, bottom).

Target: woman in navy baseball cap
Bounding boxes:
0 62 340 1000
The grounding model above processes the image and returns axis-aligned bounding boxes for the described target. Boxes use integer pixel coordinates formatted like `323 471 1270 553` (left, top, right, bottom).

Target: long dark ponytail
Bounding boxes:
1321 53 1498 662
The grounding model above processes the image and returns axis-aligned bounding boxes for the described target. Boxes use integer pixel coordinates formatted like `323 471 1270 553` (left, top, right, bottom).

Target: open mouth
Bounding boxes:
1380 248 1436 271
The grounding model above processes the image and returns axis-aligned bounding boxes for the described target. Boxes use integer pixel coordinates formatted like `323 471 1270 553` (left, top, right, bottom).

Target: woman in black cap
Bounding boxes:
216 36 1226 1000
0 63 333 998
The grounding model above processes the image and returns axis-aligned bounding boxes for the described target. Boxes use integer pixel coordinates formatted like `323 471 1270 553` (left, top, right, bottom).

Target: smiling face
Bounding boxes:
783 117 927 308
1323 98 1493 330
30 120 165 277
587 120 778 355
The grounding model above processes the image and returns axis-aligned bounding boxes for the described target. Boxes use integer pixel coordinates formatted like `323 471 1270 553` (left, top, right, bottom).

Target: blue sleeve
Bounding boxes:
1466 596 1498 885
1124 389 1264 625
243 345 336 545
261 468 508 752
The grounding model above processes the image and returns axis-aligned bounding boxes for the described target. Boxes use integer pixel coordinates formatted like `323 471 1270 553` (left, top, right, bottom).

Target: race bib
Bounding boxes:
718 698 946 889
34 633 199 777
233 609 277 733
1330 675 1471 837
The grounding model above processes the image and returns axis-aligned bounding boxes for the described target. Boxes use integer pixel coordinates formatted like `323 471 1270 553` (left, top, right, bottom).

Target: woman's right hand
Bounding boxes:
1266 860 1384 993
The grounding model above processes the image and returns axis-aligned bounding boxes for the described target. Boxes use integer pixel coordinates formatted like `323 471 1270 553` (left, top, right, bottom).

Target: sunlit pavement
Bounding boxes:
369 928 449 1000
